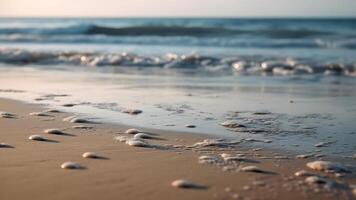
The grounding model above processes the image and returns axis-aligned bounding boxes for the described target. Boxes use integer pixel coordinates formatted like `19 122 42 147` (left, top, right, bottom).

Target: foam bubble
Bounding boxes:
125 139 150 147
294 170 317 177
133 133 152 139
240 166 264 173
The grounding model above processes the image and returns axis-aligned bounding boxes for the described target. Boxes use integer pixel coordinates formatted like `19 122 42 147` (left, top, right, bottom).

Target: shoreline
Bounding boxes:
1 98 355 200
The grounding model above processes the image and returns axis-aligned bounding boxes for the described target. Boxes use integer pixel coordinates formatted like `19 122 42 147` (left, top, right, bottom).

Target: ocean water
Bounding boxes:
0 18 356 156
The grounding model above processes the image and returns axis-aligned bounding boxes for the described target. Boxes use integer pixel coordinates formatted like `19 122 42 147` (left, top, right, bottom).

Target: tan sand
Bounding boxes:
0 98 355 200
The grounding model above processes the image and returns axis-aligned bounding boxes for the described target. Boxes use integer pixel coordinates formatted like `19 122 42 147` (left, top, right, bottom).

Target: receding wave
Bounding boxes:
0 24 334 39
0 48 355 77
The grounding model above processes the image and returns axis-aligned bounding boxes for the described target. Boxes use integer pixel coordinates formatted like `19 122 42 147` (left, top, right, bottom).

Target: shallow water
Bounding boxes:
0 18 355 157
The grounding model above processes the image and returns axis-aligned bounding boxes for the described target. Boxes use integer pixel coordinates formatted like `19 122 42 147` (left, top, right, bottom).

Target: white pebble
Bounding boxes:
61 162 83 169
171 179 205 189
125 139 150 147
305 176 328 185
0 143 12 148
306 161 348 173
133 133 152 139
294 170 317 177
63 116 89 123
28 135 46 141
82 152 100 159
125 128 140 134
44 128 65 135
240 166 264 173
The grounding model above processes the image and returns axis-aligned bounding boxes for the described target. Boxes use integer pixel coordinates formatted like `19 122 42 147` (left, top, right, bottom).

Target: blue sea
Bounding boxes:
0 18 356 156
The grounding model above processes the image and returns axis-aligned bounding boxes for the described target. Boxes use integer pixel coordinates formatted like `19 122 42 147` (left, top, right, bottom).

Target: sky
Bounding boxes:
0 0 355 17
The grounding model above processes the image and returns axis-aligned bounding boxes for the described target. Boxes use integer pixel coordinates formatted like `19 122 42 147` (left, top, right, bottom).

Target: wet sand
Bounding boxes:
0 98 355 200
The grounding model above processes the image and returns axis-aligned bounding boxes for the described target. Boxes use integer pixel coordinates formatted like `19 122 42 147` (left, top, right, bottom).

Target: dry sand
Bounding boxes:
0 98 355 200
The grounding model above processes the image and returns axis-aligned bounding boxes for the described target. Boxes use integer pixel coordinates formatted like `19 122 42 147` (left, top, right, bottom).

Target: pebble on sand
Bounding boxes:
125 139 150 147
63 116 90 123
125 128 140 134
0 143 12 148
171 179 206 189
240 166 265 173
133 133 152 139
305 176 328 185
294 170 317 177
221 120 246 128
82 152 100 159
185 124 196 128
28 135 46 141
44 128 65 135
62 103 77 107
307 161 349 173
61 162 83 169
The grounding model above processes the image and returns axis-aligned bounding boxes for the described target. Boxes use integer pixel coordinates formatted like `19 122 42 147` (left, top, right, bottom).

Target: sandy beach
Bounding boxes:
0 98 355 200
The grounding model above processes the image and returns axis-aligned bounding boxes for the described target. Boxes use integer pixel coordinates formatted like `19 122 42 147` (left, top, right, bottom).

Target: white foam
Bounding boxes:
114 136 129 142
221 120 246 128
61 162 83 169
198 155 219 164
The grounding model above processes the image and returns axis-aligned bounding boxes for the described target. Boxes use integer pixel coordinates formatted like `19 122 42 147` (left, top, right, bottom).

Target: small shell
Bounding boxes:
82 152 100 159
28 135 46 141
125 128 140 134
61 162 83 169
171 179 205 189
44 128 65 135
